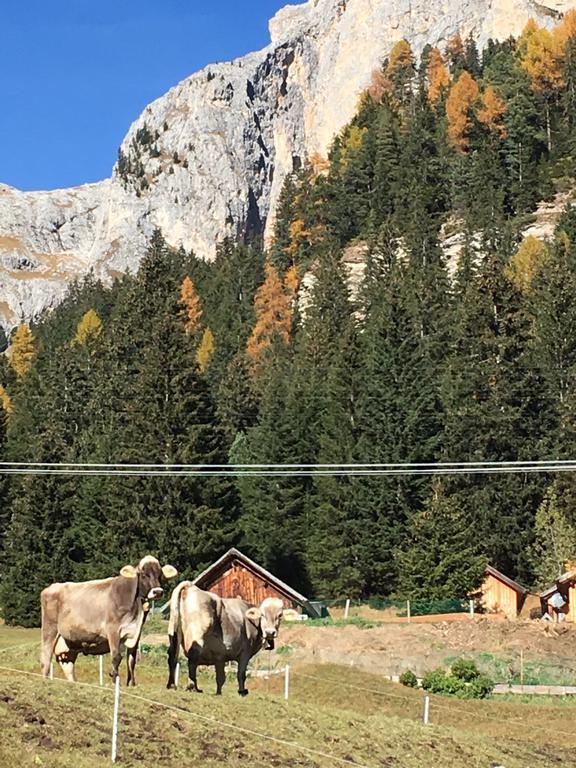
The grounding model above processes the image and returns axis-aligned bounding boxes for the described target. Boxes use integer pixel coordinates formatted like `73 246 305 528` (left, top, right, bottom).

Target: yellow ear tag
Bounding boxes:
143 601 150 612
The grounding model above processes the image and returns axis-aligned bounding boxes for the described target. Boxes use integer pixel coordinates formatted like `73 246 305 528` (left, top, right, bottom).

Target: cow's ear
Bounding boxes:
120 565 138 579
162 564 178 579
245 607 262 626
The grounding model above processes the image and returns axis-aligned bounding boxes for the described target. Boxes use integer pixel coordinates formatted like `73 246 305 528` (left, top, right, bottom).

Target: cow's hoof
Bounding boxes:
238 689 249 697
167 683 176 690
186 684 203 693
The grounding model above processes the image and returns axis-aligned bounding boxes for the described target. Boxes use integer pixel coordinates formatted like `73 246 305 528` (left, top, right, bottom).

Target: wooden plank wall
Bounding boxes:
482 574 519 620
204 561 294 608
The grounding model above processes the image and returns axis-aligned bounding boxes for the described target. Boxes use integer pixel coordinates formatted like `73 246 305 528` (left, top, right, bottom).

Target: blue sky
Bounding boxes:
1 1 302 191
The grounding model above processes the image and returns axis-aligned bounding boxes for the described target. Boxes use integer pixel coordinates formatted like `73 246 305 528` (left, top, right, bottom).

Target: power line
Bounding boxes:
0 460 575 476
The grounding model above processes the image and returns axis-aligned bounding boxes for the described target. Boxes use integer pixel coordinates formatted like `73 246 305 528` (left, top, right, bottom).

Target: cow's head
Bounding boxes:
246 597 284 650
120 556 178 601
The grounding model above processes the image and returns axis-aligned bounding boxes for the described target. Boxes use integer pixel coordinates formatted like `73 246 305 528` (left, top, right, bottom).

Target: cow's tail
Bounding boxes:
166 581 191 688
168 580 191 638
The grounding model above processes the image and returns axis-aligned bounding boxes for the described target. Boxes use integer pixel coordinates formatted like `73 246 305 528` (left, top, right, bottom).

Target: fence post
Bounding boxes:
175 662 180 689
423 695 430 725
520 650 524 686
344 599 351 619
284 664 290 701
407 600 411 623
99 655 104 687
469 599 475 618
111 675 121 763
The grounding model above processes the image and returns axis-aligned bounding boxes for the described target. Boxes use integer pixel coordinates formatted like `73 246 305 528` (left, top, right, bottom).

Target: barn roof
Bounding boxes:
485 565 528 595
192 547 312 608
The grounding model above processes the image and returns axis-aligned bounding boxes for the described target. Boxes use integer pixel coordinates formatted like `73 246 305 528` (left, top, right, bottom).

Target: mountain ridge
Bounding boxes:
0 0 572 328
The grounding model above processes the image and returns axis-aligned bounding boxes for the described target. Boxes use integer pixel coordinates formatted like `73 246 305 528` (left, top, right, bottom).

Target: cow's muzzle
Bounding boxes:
147 587 164 600
263 630 277 651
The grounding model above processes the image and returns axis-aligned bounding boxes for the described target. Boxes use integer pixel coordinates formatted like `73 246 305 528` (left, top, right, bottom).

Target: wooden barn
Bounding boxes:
481 565 528 620
189 548 318 616
539 571 576 622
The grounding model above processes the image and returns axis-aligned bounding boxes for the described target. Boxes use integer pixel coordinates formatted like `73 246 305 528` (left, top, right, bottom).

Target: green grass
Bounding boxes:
2 625 576 766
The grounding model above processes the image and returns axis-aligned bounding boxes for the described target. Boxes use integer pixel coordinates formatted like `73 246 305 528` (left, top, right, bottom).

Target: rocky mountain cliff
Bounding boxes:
0 0 573 328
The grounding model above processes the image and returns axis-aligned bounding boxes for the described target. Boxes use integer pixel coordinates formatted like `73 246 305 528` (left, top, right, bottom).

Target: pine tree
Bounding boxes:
396 484 487 600
529 485 576 588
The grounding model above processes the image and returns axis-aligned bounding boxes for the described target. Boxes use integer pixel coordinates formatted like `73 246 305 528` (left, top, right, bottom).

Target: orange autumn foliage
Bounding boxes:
180 276 202 335
478 86 508 137
518 18 564 95
427 47 451 105
246 262 293 363
446 71 479 150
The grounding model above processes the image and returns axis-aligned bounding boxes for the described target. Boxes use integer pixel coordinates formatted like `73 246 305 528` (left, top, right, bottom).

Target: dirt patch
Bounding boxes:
277 619 576 677
144 617 576 679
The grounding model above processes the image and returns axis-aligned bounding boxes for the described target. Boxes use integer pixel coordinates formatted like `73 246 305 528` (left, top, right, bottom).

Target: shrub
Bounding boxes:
399 670 418 688
422 669 449 693
451 658 480 682
421 663 494 698
470 674 495 699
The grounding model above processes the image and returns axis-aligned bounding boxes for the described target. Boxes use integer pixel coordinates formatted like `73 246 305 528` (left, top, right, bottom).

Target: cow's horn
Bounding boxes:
120 565 138 579
246 607 262 625
162 564 178 579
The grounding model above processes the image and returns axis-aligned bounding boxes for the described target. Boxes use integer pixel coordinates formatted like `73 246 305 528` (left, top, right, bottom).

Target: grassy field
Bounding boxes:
2 624 576 767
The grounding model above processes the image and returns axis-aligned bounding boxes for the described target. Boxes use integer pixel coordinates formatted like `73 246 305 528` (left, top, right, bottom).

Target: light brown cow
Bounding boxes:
40 556 177 685
166 582 283 695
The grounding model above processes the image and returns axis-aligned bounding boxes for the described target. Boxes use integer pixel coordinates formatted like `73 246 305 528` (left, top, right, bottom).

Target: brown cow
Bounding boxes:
166 582 283 695
40 556 177 685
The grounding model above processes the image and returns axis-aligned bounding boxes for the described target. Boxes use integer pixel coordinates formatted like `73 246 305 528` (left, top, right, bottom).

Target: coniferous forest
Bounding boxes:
4 17 576 624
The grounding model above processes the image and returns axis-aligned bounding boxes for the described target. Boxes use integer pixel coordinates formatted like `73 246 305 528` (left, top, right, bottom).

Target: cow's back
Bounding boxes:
42 578 116 642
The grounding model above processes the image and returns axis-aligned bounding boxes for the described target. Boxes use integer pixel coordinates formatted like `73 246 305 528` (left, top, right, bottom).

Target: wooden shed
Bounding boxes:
540 571 576 622
189 548 318 616
481 565 528 620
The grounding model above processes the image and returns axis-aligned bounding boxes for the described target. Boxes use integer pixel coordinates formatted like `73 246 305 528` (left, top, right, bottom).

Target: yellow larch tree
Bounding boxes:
518 18 564 149
446 71 480 151
180 276 202 335
284 265 300 297
246 262 293 364
504 235 549 293
73 309 103 346
196 327 215 372
478 86 508 138
0 385 12 416
427 47 451 106
9 323 35 379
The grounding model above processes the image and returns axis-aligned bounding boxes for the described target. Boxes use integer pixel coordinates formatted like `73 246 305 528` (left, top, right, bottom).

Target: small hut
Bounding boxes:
481 565 528 619
539 571 576 622
189 548 318 616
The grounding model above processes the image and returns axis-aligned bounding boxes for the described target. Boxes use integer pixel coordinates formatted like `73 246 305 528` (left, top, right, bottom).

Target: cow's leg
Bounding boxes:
186 643 203 693
215 660 226 695
40 626 59 678
237 652 251 696
126 648 138 687
166 633 179 689
107 632 123 680
56 650 78 682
